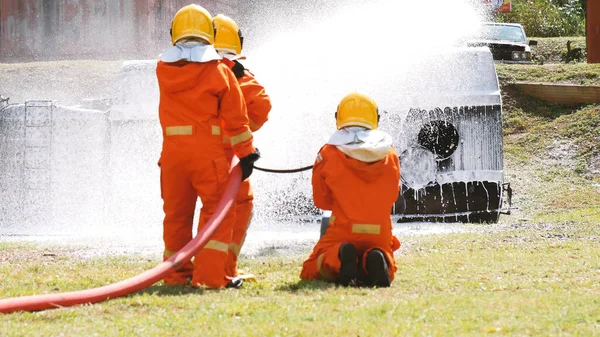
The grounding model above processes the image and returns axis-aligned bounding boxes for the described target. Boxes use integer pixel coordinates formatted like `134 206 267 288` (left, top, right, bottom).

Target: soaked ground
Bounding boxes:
0 221 471 260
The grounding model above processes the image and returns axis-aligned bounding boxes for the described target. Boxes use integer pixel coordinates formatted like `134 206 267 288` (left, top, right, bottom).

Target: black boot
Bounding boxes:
337 243 358 286
226 277 244 289
365 249 391 288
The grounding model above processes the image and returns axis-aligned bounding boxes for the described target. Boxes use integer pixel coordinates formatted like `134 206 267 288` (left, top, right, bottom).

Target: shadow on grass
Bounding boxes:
129 280 337 299
134 284 205 297
276 280 336 293
130 281 336 298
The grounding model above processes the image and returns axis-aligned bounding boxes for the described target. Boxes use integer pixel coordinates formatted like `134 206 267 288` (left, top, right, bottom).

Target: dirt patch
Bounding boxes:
0 246 79 264
545 138 579 170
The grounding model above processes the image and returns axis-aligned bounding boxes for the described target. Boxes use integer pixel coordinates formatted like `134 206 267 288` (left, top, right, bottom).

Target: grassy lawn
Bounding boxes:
496 63 600 86
1 218 600 336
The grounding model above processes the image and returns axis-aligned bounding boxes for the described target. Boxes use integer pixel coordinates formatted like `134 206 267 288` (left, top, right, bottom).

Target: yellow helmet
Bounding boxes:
213 14 244 57
170 4 214 45
335 92 380 130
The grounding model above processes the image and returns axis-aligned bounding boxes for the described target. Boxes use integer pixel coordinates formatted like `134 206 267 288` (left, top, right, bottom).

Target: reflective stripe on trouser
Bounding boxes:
163 249 193 285
161 154 234 288
223 148 254 277
300 223 397 282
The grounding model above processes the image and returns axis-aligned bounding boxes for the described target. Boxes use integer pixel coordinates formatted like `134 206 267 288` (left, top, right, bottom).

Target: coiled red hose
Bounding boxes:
0 158 242 314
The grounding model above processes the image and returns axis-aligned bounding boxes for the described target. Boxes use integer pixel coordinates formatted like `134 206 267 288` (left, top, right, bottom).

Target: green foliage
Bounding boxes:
497 0 586 37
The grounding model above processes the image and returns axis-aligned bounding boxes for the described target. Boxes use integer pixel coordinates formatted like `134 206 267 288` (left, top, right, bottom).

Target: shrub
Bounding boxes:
496 0 585 37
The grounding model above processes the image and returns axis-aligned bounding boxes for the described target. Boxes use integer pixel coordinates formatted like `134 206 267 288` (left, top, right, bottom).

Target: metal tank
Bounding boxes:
389 47 512 223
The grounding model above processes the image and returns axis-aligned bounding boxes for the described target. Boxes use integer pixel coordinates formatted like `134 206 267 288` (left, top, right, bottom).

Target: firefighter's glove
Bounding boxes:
239 149 261 181
232 60 245 78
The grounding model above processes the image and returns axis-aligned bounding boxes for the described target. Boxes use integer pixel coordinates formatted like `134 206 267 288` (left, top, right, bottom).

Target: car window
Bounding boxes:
475 25 526 43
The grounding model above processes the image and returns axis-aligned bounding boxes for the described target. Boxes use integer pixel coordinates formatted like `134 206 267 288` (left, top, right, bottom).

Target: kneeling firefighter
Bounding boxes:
300 93 401 287
156 4 260 289
213 14 272 280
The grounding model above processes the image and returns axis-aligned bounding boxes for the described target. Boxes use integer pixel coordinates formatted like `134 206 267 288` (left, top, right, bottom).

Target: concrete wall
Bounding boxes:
0 0 239 62
514 82 600 105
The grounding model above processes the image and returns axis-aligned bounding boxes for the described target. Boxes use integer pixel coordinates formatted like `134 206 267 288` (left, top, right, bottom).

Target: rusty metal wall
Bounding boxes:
588 0 600 64
0 0 238 62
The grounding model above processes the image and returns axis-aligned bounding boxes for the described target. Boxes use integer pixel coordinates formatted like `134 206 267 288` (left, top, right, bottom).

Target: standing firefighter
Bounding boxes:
156 4 260 289
300 93 401 287
213 14 272 280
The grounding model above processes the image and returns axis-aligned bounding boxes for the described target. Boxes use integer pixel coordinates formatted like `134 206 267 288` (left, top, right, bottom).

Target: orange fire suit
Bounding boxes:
157 59 255 288
222 67 272 277
300 144 401 283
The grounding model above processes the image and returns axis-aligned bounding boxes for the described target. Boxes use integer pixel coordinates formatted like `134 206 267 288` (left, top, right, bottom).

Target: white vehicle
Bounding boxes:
465 22 537 63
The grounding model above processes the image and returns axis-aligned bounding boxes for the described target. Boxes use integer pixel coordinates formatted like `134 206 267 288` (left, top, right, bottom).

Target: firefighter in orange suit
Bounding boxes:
156 4 260 289
300 93 401 287
213 14 272 280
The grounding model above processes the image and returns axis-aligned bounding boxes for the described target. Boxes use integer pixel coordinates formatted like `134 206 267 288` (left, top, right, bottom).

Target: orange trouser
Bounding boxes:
160 152 234 288
223 148 254 277
300 224 398 282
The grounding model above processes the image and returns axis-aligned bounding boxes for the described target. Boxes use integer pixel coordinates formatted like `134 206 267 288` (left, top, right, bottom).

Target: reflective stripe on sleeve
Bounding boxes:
229 129 252 146
212 125 221 135
351 224 381 235
204 240 229 253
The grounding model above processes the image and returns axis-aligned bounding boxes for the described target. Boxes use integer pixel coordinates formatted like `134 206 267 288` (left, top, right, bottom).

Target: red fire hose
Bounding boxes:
0 158 242 314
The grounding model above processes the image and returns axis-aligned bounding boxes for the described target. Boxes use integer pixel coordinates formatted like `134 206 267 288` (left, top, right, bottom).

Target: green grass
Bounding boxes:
496 63 600 87
496 42 599 138
528 37 587 64
504 105 600 161
2 221 600 336
495 47 599 137
502 100 600 220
